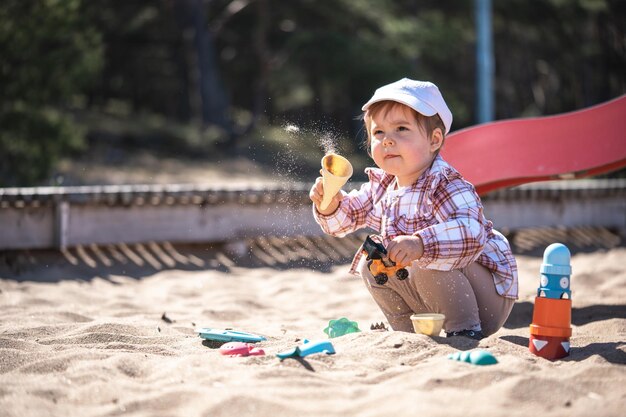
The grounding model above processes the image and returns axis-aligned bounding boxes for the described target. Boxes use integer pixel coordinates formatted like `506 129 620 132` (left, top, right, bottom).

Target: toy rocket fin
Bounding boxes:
532 339 548 351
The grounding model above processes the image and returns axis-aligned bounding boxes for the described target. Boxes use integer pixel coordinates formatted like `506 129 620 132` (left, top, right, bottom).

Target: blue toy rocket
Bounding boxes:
529 243 573 360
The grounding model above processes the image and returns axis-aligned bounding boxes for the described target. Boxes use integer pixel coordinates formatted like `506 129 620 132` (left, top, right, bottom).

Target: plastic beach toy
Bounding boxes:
276 339 336 360
319 153 353 210
410 313 445 336
219 342 266 357
529 243 573 360
448 349 498 366
197 328 266 343
324 317 361 338
537 243 572 300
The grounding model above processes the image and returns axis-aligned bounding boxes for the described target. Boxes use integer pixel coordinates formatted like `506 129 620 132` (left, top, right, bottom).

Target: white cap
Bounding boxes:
361 78 453 134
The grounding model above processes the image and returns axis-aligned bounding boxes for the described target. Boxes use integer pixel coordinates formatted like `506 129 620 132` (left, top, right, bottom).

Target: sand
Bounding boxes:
1 244 625 417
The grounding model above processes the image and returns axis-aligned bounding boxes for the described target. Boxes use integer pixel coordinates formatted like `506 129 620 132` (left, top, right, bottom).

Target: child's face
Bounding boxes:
369 103 441 187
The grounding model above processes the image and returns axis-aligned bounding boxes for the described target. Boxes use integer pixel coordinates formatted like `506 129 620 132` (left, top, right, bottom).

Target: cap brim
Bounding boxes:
361 93 437 117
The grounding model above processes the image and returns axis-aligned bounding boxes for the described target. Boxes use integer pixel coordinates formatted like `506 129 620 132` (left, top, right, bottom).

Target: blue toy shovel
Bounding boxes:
276 339 336 360
197 328 266 343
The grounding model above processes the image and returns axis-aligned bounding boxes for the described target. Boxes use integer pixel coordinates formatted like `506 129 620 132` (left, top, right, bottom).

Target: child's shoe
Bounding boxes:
446 329 485 340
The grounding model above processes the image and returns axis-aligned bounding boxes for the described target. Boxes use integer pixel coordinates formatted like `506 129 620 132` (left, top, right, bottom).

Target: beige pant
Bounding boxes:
358 258 515 336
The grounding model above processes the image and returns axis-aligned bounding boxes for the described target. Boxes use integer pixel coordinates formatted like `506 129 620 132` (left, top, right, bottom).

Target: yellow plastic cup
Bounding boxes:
410 313 445 336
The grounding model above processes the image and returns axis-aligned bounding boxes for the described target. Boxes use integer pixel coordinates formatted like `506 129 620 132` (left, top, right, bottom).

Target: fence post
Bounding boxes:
55 201 70 249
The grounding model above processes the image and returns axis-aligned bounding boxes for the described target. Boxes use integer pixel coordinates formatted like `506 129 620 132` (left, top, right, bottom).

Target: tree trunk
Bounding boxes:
173 0 232 136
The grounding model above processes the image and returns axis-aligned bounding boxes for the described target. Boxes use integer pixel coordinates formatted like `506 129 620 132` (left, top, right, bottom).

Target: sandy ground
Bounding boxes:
1 243 625 417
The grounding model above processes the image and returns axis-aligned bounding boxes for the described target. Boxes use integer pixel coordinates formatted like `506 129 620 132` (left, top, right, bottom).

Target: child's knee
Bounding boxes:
480 297 515 336
409 266 468 293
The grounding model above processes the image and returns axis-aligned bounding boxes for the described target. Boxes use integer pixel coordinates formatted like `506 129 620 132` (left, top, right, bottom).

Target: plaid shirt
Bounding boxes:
313 155 518 299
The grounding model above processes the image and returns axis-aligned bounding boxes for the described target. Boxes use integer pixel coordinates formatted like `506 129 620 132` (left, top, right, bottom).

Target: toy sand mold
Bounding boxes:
320 153 353 211
411 313 445 337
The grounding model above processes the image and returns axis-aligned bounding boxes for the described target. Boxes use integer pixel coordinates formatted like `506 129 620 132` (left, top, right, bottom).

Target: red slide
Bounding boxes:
441 95 626 195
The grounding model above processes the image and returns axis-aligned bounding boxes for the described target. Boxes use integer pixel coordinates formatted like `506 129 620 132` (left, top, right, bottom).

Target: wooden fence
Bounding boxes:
1 179 624 250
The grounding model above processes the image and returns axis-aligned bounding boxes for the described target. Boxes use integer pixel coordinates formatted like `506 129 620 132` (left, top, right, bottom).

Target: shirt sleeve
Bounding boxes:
414 176 486 270
313 181 381 237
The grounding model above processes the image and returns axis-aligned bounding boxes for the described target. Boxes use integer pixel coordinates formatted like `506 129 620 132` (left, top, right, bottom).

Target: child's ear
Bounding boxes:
430 128 444 152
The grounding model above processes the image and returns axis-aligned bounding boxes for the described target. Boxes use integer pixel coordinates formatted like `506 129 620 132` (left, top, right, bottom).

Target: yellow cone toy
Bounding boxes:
320 153 353 211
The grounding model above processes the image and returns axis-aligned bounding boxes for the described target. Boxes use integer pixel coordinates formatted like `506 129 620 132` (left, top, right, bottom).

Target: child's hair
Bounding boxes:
362 101 447 157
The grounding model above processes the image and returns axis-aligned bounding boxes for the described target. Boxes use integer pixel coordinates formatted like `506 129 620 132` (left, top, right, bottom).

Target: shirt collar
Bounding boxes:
402 155 441 192
373 155 445 196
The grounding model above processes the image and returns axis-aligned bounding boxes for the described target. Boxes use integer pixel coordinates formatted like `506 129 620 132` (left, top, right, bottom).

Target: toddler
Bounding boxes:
310 78 518 340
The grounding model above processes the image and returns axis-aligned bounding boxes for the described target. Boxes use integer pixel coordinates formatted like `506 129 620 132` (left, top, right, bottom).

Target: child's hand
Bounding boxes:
388 235 424 265
309 177 341 215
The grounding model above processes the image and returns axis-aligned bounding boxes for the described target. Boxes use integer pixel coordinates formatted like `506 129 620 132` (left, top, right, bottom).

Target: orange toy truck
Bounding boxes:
361 236 409 285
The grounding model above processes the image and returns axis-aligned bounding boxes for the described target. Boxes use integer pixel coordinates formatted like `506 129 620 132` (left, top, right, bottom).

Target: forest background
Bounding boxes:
1 0 625 187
